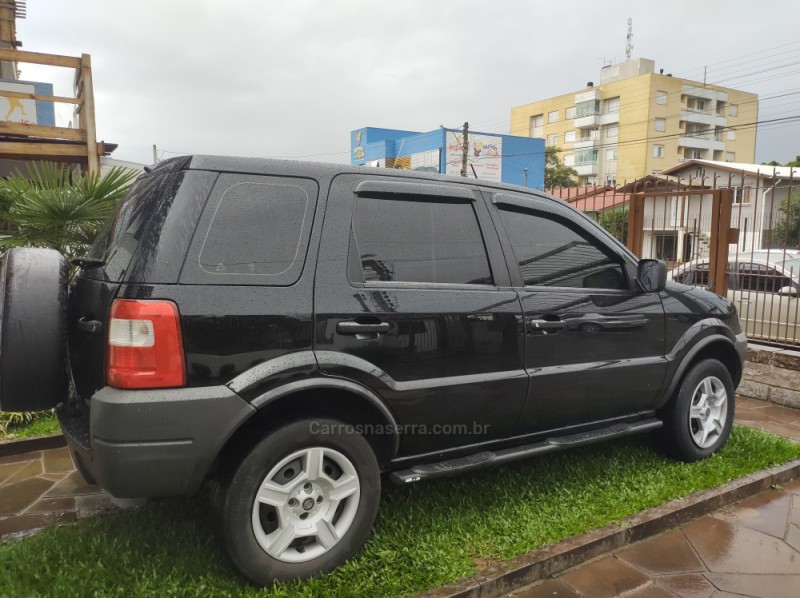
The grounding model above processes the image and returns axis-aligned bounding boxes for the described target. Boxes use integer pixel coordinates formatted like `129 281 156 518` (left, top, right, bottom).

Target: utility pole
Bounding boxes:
524 168 528 187
152 144 158 165
460 121 469 177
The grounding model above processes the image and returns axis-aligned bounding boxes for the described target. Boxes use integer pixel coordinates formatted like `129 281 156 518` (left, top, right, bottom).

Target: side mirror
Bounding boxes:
778 285 799 297
637 259 667 293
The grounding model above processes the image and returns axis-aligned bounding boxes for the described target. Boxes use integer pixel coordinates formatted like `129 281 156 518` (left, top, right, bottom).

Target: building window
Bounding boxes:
651 170 662 175
696 99 706 111
547 133 558 146
548 110 559 124
605 96 620 114
729 104 738 117
655 91 667 105
575 150 598 165
691 149 704 160
576 100 600 117
726 152 735 162
606 124 618 138
566 106 577 119
607 148 618 161
654 118 666 132
565 130 576 143
730 186 752 204
716 101 726 116
606 174 617 187
654 233 678 262
531 114 544 137
727 130 736 140
653 144 664 158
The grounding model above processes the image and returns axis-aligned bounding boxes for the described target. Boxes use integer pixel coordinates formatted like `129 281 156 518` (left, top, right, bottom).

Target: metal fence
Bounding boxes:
547 168 799 348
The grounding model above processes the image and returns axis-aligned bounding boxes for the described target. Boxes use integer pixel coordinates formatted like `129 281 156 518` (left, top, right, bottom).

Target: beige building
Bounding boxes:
510 58 758 187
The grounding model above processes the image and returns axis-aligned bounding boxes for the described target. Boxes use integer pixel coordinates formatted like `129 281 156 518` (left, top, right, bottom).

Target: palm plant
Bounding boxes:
0 161 139 260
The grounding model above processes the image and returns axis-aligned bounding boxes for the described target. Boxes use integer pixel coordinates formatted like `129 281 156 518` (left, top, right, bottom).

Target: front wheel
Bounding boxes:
221 418 380 586
658 359 735 462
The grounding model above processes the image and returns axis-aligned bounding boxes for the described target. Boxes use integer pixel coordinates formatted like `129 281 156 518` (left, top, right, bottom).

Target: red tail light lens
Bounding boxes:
107 299 186 389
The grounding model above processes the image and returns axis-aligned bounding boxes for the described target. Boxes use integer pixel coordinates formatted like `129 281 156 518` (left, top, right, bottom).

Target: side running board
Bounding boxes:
389 418 662 484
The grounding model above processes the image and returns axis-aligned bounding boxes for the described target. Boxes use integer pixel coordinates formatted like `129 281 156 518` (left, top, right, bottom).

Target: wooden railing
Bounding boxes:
0 49 99 172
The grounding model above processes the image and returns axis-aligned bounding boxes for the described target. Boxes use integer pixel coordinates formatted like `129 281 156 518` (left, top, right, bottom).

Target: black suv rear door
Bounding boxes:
314 175 528 456
485 191 667 431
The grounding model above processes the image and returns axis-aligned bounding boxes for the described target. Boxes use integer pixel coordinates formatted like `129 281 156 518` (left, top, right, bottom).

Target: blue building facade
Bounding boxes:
350 126 545 189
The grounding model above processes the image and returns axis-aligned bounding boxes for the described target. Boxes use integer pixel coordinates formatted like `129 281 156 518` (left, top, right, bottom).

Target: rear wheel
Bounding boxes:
0 247 69 412
658 359 735 462
221 418 380 586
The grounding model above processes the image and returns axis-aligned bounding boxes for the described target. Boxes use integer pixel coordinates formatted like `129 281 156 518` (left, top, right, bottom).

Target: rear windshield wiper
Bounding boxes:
71 257 106 269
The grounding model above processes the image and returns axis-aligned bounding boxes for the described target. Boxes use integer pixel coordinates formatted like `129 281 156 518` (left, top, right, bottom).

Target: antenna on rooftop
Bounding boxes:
625 18 633 61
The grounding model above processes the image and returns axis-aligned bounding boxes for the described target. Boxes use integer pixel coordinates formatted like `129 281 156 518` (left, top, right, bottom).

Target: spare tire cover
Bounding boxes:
0 247 69 412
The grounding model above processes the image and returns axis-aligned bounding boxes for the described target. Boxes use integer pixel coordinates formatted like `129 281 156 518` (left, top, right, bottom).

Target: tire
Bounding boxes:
221 418 380 586
0 247 69 412
658 359 735 462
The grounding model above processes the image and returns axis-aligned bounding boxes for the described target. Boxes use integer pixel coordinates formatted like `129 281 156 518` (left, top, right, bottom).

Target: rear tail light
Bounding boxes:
107 299 186 389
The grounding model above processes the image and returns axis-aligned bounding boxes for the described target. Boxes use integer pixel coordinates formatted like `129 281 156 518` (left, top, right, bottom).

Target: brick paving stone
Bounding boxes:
617 529 705 575
4 459 43 484
0 511 75 539
41 447 74 474
558 557 651 598
704 573 800 598
655 574 716 598
44 470 102 498
682 516 800 575
0 477 54 517
24 496 76 515
718 490 791 539
0 451 40 466
510 580 582 597
0 461 25 484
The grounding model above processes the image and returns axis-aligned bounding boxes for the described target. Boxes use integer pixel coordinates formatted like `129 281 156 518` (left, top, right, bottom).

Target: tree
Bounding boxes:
0 161 138 260
598 207 629 244
771 191 800 249
544 146 578 189
761 156 800 167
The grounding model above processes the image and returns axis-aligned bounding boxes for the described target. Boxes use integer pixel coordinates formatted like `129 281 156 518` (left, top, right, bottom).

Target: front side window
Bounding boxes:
655 91 667 105
351 194 493 285
655 118 666 132
653 144 665 158
497 205 627 289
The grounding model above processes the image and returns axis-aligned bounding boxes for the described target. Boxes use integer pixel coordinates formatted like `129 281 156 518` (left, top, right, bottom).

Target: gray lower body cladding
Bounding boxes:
59 385 254 498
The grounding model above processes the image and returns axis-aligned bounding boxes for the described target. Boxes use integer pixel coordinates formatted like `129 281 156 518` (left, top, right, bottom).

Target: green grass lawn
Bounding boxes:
0 412 59 440
1 426 798 597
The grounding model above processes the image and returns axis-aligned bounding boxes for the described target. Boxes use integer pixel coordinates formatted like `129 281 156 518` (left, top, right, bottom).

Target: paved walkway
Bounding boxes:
509 397 800 598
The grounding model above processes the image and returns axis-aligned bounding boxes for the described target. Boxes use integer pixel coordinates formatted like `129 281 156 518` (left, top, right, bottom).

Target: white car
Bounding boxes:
669 251 800 346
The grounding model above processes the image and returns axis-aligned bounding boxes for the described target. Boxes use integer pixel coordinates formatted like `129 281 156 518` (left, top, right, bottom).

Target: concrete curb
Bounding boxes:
418 458 800 598
0 433 65 458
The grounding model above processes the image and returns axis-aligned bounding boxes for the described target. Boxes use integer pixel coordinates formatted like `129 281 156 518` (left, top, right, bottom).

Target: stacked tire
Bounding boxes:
0 247 70 412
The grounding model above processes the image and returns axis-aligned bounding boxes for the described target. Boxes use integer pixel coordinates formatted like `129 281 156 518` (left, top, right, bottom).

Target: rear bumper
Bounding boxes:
58 385 255 498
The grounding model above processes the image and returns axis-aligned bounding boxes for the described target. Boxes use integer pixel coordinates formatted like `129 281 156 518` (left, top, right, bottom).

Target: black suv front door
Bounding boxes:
486 191 667 431
314 176 528 456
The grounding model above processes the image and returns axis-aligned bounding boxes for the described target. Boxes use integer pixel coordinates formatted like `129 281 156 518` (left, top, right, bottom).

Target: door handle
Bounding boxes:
336 321 391 335
527 319 566 333
77 317 103 334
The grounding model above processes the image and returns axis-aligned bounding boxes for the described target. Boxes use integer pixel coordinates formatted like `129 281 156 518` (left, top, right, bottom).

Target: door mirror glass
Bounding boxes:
778 285 799 297
637 259 667 293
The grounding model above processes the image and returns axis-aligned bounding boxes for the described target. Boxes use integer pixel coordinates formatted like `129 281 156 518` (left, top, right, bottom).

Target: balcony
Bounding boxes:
574 161 598 176
574 113 600 128
678 132 725 152
681 108 727 128
573 136 600 150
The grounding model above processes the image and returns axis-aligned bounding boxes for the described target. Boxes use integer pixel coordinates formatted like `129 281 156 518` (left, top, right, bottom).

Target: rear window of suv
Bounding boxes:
180 173 319 286
87 172 183 281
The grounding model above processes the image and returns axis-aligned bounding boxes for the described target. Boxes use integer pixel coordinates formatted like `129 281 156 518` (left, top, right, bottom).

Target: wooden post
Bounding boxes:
626 193 645 256
708 189 732 296
79 53 99 174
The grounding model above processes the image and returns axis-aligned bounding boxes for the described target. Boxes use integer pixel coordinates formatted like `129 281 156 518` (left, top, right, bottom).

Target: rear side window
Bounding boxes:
350 194 493 285
180 174 318 286
88 172 182 281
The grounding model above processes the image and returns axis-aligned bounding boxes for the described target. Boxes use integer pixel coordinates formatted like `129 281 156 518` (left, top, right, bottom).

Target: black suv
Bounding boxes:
0 156 746 585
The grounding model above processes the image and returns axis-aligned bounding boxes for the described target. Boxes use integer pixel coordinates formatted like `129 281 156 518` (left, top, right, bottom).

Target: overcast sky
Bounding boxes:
17 0 800 166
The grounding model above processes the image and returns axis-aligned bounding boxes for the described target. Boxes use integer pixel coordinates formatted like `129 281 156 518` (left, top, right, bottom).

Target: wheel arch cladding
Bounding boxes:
211 383 400 481
664 336 742 406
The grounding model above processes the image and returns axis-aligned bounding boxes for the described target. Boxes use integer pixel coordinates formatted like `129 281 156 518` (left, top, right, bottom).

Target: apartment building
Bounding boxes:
510 58 758 186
